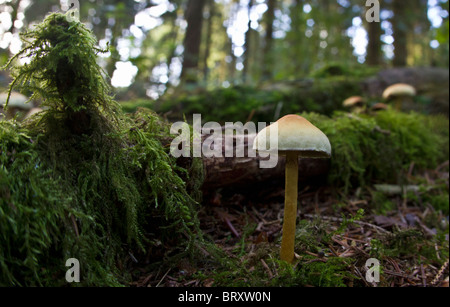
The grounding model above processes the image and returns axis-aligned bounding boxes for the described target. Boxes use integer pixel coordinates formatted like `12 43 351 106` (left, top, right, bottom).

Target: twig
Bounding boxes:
260 259 273 279
431 259 449 286
384 270 420 282
304 214 390 234
436 160 449 173
420 264 427 287
224 217 241 238
156 268 171 287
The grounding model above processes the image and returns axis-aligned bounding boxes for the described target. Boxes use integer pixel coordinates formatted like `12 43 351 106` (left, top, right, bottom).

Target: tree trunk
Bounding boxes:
181 0 206 85
243 0 254 84
203 0 215 83
392 0 408 67
289 0 304 75
366 15 383 66
262 0 276 81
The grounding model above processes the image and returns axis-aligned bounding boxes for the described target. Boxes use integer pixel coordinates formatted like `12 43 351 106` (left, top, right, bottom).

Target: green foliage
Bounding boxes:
132 80 362 124
373 111 446 169
371 191 396 215
209 217 359 287
0 121 73 286
276 257 354 287
0 13 206 286
311 63 380 79
303 110 449 191
3 12 115 116
370 229 448 264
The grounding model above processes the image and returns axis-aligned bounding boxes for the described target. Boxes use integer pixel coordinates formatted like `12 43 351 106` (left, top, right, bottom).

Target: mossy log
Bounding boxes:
363 67 449 116
201 134 330 189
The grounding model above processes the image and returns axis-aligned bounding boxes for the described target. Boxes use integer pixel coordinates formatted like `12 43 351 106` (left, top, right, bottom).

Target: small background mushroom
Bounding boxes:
371 102 389 113
0 92 33 120
343 96 367 114
382 83 417 111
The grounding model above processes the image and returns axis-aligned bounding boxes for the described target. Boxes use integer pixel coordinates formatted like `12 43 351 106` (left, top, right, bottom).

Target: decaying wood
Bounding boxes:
202 134 331 189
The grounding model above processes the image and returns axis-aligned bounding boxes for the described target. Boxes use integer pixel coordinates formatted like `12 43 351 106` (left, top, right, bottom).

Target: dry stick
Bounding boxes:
431 259 449 286
304 214 390 234
156 268 171 287
420 264 427 287
224 217 241 238
260 259 273 279
384 270 420 282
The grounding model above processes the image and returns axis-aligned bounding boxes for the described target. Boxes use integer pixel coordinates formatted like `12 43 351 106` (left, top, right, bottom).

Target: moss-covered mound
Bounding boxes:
0 13 206 286
304 110 449 192
121 79 363 124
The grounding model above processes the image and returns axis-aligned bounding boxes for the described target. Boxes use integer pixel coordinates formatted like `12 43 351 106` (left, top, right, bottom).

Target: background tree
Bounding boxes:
261 0 276 81
180 0 206 86
365 5 383 66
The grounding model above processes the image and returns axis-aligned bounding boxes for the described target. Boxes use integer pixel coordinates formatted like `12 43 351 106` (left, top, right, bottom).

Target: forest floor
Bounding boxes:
130 162 449 288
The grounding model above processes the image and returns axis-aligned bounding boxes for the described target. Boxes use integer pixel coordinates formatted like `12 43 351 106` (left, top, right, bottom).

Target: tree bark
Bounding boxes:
181 0 206 85
366 15 383 66
203 0 215 83
262 0 276 81
243 0 254 84
392 0 408 67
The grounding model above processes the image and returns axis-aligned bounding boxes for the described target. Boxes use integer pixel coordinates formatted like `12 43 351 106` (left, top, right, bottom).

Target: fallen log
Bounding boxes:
201 134 331 189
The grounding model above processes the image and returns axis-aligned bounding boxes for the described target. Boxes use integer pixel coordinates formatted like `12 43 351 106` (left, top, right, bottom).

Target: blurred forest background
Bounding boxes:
0 0 449 102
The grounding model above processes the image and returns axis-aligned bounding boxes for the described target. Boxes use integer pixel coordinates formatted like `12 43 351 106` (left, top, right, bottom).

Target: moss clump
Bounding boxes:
1 12 205 286
302 110 449 192
125 79 362 124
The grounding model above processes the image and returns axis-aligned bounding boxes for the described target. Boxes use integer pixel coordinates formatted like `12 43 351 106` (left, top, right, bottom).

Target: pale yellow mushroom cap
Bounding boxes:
382 84 417 100
0 92 32 110
343 96 366 108
253 114 332 158
25 107 44 119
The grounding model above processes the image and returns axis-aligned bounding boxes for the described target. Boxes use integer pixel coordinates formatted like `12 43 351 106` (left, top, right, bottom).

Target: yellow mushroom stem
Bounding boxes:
280 151 299 263
394 98 402 111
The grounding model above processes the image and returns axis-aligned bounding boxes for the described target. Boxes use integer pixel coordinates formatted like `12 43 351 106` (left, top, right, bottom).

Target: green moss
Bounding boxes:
135 79 361 124
0 12 207 286
370 229 448 265
371 191 397 215
302 110 449 192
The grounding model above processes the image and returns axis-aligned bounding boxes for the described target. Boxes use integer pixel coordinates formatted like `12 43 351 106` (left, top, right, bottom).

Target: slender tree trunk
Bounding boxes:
289 0 304 75
203 0 215 83
392 0 408 67
243 0 254 84
181 0 206 85
262 0 276 81
366 18 383 66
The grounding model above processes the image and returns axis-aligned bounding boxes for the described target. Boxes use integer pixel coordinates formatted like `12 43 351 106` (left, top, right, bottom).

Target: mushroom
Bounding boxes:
382 83 416 111
343 96 366 114
24 107 44 120
0 92 32 120
371 102 389 113
253 114 332 263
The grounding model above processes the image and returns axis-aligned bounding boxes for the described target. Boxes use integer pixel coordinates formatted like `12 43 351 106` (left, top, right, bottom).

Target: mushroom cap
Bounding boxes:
382 84 417 100
0 92 32 110
253 114 332 158
372 102 389 111
343 96 366 108
24 107 44 119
